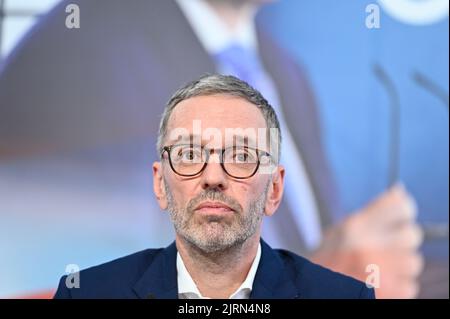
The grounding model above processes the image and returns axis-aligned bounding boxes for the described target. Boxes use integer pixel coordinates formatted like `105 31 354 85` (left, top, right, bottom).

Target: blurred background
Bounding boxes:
0 0 448 298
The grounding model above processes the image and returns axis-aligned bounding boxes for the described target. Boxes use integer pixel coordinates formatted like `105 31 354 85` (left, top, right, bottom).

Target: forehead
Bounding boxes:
168 94 267 132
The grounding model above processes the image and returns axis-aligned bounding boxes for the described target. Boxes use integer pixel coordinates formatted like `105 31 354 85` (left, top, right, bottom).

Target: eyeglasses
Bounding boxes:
161 144 273 179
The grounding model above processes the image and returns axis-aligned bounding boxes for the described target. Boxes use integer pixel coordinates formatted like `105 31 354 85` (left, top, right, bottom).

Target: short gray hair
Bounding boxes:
156 74 282 161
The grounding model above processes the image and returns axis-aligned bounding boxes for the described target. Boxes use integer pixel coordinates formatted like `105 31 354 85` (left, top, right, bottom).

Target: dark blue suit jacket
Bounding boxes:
54 239 375 299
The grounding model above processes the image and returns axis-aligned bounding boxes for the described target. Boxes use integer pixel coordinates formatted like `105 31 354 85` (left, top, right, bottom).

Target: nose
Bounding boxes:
200 153 229 191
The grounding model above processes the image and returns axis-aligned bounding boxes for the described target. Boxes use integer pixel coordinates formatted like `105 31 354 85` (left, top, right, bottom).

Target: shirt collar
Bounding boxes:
175 0 258 55
177 243 262 299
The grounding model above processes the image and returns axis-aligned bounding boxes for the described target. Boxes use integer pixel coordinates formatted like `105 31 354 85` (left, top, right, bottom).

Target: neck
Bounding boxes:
204 0 258 32
176 232 261 298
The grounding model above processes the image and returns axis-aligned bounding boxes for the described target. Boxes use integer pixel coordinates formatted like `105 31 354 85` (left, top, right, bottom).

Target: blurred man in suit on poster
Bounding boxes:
0 0 423 298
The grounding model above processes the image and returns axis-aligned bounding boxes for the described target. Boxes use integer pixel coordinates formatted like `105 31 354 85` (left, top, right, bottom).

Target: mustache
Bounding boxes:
186 189 242 214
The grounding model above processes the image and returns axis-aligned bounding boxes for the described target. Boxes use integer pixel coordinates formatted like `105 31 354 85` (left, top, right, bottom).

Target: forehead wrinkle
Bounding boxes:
171 95 266 125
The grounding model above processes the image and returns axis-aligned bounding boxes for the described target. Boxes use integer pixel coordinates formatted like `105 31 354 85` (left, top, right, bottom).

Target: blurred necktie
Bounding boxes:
213 44 323 250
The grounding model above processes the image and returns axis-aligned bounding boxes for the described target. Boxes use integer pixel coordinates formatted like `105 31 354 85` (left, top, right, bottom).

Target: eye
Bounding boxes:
232 149 256 163
235 153 248 162
178 147 202 162
182 150 195 161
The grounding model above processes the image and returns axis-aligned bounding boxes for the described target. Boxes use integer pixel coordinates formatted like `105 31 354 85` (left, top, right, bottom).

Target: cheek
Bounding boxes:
239 184 249 194
167 178 196 206
236 182 263 204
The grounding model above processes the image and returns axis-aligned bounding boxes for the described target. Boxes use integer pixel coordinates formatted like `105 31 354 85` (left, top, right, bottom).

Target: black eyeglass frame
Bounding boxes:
161 144 273 179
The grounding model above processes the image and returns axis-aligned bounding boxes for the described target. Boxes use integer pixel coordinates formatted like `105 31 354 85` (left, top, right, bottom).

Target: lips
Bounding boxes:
195 201 234 213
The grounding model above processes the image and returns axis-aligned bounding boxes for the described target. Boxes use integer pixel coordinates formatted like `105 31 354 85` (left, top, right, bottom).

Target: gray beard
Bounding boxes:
164 180 269 253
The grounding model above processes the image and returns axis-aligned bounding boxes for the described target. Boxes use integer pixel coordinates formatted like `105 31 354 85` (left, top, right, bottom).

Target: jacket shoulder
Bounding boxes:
275 249 375 299
54 248 163 299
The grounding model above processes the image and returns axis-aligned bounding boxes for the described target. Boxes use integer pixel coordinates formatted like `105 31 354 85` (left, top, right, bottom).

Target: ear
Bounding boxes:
153 161 168 210
264 165 285 217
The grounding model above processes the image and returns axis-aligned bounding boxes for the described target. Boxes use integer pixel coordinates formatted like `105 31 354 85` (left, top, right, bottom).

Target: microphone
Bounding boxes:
412 70 449 240
412 70 449 108
374 64 449 240
373 63 400 187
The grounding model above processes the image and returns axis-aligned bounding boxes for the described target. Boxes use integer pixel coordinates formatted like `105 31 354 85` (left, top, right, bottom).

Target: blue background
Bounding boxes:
261 0 449 225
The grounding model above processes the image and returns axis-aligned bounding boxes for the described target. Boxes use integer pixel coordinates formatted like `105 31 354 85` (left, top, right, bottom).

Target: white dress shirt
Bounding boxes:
177 243 261 299
175 0 323 250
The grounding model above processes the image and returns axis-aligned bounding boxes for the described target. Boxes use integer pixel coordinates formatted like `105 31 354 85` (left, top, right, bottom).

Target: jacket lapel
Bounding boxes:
250 240 300 299
132 242 179 299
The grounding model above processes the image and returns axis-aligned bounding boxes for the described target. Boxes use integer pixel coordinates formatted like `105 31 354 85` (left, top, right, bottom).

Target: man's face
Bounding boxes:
153 95 283 253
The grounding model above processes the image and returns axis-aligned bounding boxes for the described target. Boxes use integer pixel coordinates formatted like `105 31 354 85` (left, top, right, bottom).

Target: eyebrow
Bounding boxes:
168 134 256 146
167 134 201 144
